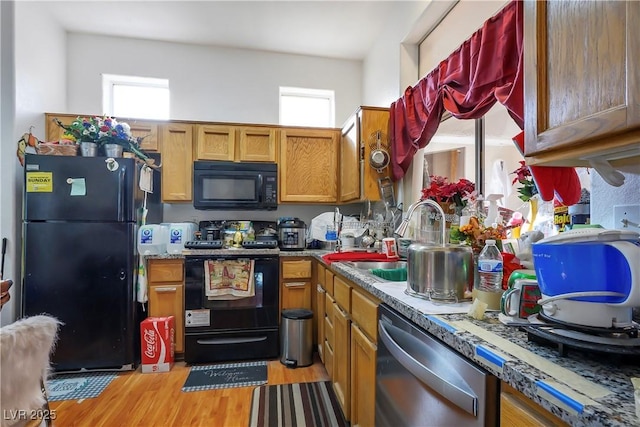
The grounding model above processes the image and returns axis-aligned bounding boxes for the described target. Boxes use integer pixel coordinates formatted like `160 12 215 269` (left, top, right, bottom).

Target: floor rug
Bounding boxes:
47 372 118 402
182 360 268 393
249 381 348 427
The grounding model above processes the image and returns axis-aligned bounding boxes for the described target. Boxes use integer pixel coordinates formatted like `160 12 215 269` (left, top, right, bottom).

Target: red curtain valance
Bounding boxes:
389 0 524 182
389 0 580 205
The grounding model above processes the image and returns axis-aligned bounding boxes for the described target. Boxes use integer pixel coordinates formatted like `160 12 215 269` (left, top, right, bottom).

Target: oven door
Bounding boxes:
184 254 279 330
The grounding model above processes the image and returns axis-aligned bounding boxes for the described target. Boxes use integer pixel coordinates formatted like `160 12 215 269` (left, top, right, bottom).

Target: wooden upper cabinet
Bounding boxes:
524 1 640 167
195 124 277 162
238 126 277 162
44 113 159 152
45 113 75 142
128 119 159 152
195 124 236 161
340 115 360 203
279 127 340 203
341 107 391 202
160 123 193 202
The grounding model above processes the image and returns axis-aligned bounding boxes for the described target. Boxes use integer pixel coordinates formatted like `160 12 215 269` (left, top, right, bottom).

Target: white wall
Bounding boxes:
2 2 66 324
591 165 640 229
66 34 362 127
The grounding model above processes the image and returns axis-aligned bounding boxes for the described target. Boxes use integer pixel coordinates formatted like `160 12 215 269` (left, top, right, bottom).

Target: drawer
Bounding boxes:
325 269 334 296
148 259 184 283
351 289 379 343
333 276 352 312
282 259 312 279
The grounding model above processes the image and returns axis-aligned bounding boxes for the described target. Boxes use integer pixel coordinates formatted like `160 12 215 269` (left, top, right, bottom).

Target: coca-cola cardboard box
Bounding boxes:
140 316 175 373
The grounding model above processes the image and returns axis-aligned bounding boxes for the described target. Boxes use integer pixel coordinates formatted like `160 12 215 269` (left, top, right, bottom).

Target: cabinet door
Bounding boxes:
147 258 184 283
501 382 568 426
149 284 184 353
45 113 76 142
281 281 312 310
350 323 376 427
128 120 159 152
160 123 193 202
340 115 360 202
279 128 340 203
524 1 640 162
359 107 391 201
333 303 351 421
238 126 277 162
195 124 236 161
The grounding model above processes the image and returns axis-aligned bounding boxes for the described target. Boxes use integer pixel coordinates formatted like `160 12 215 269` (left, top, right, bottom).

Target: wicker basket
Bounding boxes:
36 143 78 156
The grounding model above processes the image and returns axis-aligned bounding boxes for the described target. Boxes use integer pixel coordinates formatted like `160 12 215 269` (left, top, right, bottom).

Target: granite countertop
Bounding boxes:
327 257 640 427
144 249 639 426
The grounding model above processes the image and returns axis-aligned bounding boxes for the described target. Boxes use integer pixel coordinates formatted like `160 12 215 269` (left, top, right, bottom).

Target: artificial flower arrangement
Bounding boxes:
456 216 507 253
511 160 538 202
55 116 151 162
421 175 476 208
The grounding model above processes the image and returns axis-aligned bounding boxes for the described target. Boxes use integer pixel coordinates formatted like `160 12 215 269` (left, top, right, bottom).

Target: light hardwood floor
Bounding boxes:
49 356 329 427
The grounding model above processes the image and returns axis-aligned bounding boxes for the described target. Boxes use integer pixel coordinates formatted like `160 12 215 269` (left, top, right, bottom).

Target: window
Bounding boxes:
102 74 170 120
279 87 335 127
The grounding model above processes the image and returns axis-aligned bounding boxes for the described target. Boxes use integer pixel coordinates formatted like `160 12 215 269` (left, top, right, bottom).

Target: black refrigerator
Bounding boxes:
22 153 161 372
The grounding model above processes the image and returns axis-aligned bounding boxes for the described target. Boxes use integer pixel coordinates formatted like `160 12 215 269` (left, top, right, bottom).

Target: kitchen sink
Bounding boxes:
346 261 407 271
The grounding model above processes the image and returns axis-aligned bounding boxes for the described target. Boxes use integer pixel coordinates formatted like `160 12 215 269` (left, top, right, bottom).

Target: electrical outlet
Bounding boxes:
613 204 640 229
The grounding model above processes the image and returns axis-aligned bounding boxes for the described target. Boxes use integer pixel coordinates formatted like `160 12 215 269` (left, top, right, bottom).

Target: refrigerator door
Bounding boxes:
22 221 137 371
24 154 139 222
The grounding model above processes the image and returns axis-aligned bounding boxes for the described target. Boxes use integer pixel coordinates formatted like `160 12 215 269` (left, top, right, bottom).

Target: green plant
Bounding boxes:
55 116 150 161
511 160 538 202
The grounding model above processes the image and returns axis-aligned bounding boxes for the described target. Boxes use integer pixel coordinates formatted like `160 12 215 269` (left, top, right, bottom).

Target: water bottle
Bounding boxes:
477 239 503 292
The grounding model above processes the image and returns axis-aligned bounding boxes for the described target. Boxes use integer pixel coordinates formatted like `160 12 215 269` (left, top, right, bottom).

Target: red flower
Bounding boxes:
421 176 476 206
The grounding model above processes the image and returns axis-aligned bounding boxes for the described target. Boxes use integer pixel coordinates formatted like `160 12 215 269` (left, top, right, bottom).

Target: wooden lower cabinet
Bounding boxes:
501 382 569 426
147 259 185 353
350 323 376 427
321 269 380 425
280 258 312 310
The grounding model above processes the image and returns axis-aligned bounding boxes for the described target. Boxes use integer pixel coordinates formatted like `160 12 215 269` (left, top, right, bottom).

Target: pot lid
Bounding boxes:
278 217 305 228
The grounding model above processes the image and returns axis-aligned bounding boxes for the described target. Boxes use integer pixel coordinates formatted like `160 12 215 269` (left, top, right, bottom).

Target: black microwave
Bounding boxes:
193 161 277 210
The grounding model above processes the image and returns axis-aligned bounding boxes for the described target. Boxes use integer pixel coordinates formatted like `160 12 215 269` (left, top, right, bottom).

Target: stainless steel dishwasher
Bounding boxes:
376 304 498 426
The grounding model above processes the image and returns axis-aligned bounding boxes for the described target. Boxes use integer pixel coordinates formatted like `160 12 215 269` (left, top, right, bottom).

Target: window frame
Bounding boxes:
279 86 335 128
102 74 170 120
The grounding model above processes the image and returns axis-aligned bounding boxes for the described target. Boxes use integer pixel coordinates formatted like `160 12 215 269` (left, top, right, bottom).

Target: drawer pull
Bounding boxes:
285 282 307 288
154 287 177 293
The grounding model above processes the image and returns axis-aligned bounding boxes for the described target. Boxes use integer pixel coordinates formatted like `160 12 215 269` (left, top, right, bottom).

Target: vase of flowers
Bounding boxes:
55 116 150 162
421 176 476 234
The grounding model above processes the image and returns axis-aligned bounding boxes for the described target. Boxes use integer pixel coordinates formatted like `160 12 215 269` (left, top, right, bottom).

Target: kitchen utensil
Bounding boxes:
360 230 375 248
368 130 390 173
406 242 473 302
532 228 640 328
378 177 396 207
1 237 6 279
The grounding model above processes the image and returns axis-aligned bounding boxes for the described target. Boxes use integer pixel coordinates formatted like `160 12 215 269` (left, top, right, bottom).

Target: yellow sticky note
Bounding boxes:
26 172 53 192
70 178 86 196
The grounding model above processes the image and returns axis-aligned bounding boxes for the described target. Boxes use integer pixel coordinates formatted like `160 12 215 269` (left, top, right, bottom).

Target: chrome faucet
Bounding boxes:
393 198 446 244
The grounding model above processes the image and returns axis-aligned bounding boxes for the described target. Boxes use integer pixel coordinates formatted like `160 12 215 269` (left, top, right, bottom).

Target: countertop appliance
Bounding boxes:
375 304 498 426
193 161 277 210
277 217 306 251
524 228 640 356
22 153 162 371
532 228 640 329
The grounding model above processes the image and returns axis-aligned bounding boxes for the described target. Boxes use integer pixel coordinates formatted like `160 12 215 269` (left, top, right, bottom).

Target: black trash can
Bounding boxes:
280 308 313 368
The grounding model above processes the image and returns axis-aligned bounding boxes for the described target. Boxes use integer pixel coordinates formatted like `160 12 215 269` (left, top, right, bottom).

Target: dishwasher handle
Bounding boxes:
378 319 478 416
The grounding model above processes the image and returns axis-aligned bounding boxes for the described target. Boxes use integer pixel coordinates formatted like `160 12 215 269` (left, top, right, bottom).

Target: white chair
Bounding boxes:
1 315 61 427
